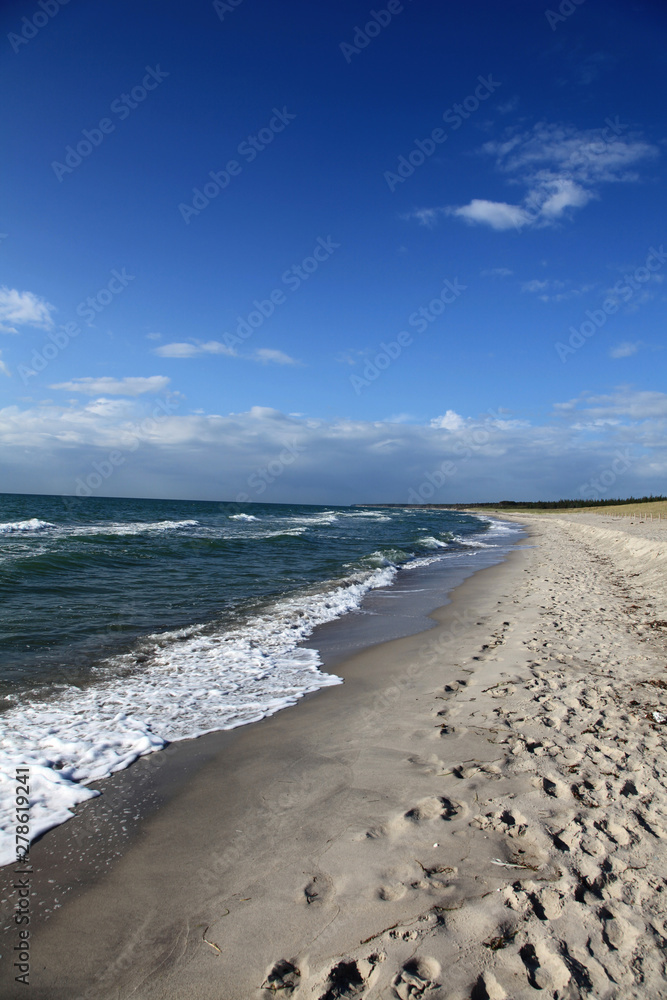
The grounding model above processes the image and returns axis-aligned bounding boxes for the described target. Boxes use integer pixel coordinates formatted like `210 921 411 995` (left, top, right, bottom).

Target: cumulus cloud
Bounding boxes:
1 391 664 503
50 376 171 396
0 287 55 334
411 122 658 232
153 342 300 365
154 341 237 358
251 348 301 366
430 410 465 431
610 341 641 359
448 199 533 231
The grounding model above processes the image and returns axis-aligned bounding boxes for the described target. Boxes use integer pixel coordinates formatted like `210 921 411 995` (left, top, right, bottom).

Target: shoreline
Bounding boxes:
0 529 529 997
1 513 666 998
0 507 515 871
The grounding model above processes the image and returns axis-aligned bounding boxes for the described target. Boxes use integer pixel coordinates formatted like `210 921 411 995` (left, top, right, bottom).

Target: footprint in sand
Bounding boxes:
404 796 462 824
318 954 383 999
406 753 448 775
392 956 441 999
600 906 642 952
302 872 334 905
519 941 571 992
378 882 407 901
262 958 301 996
471 808 529 838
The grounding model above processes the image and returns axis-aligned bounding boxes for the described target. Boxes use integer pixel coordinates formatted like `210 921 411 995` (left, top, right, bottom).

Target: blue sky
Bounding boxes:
1 0 665 503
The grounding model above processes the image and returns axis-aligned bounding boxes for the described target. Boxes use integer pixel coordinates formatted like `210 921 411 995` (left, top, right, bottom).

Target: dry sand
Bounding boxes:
1 513 666 998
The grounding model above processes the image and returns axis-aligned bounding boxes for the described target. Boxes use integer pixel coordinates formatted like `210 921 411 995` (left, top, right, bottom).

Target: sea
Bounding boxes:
0 493 522 865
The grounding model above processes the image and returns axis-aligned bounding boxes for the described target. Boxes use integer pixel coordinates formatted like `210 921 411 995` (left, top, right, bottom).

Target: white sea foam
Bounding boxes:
403 554 448 569
0 519 202 538
263 528 308 538
0 563 397 867
70 519 200 535
473 516 516 535
229 514 258 521
284 511 339 526
452 534 494 548
341 511 392 521
0 518 56 533
418 536 450 549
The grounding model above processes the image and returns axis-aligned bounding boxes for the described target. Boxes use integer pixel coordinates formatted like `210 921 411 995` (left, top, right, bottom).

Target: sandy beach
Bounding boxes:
2 512 667 999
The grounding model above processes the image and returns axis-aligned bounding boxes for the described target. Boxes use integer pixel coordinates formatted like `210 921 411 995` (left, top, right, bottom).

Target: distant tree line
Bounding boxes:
469 495 667 510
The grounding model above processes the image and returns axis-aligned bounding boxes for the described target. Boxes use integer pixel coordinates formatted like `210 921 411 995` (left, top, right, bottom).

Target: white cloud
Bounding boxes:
154 341 301 365
610 341 641 359
447 199 532 231
497 96 519 115
154 341 237 358
430 410 465 431
251 348 301 366
557 388 667 421
415 122 658 232
481 267 513 277
0 351 9 377
146 332 162 341
1 392 665 503
0 287 55 333
50 376 171 396
401 208 441 228
520 278 593 303
483 123 656 183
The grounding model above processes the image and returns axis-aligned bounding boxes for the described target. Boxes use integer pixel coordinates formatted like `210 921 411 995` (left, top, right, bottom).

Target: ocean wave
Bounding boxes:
283 511 339 526
229 513 258 521
418 535 450 549
451 533 494 548
262 528 307 538
341 511 392 521
0 562 397 867
0 518 56 533
357 548 412 569
36 520 202 538
473 516 516 535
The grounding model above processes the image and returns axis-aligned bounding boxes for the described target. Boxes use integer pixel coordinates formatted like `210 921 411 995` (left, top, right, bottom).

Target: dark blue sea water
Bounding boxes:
0 493 521 864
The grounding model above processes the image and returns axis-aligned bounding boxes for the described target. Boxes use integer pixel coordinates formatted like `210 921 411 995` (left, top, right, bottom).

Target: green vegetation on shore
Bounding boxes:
357 497 667 516
469 498 667 516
